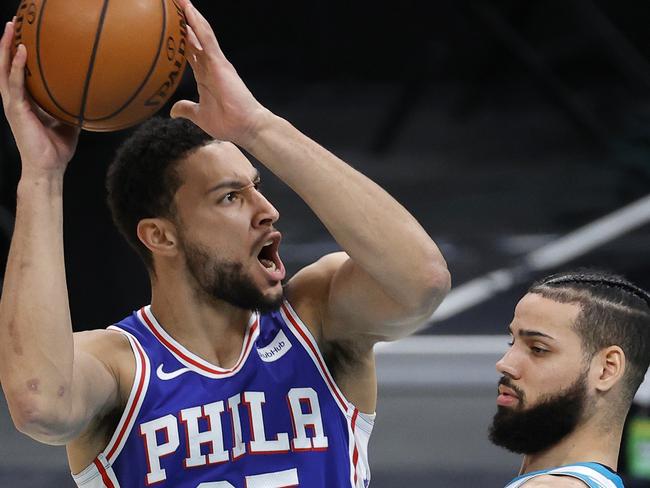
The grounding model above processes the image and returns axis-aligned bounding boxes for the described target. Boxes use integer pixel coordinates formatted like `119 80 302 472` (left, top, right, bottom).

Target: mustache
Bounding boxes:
498 376 525 400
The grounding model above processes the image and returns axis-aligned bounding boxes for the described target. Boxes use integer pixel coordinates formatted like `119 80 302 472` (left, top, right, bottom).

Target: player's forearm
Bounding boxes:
244 114 450 309
0 175 75 431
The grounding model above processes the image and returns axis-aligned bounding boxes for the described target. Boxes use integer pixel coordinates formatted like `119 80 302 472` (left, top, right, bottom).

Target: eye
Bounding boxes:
220 191 239 204
530 345 548 355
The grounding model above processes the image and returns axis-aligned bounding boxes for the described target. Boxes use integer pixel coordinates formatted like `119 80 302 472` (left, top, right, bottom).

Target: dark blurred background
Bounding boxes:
1 0 649 486
1 0 649 330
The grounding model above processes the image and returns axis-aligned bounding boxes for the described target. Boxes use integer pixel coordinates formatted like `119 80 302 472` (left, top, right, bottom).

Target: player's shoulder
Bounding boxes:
521 474 589 487
285 252 349 337
287 252 349 294
74 328 137 400
73 328 133 368
74 327 131 350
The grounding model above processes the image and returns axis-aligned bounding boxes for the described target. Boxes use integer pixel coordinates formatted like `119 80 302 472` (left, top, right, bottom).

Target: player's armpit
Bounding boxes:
522 475 590 487
10 329 129 446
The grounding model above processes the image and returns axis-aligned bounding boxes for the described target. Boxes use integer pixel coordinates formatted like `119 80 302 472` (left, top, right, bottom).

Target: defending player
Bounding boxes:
0 1 450 487
489 271 650 487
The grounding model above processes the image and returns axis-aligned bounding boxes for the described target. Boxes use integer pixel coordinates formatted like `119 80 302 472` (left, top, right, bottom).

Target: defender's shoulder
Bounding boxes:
521 475 589 487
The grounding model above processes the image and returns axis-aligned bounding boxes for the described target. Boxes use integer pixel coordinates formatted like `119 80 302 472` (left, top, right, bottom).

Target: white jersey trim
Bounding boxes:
72 451 120 487
137 306 260 379
72 328 150 487
508 464 619 488
548 466 618 488
103 327 151 463
279 300 375 488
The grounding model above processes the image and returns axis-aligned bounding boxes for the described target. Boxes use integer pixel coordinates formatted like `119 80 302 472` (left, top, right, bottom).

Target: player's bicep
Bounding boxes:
326 256 427 341
289 252 433 345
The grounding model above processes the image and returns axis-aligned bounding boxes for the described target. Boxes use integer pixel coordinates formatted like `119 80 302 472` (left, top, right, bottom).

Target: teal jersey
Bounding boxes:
505 462 624 488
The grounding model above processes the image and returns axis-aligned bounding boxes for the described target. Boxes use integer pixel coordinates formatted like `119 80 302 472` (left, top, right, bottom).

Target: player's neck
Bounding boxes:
519 419 622 475
149 274 254 369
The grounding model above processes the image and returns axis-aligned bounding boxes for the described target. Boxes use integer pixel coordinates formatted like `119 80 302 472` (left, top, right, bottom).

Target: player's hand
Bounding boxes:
170 0 273 147
0 20 79 179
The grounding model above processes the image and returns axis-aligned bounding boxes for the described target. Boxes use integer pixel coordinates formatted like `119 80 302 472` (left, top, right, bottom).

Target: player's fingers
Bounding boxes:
170 99 200 122
7 44 26 101
0 21 15 96
186 24 203 54
183 3 223 58
182 25 207 77
184 48 199 73
174 0 191 11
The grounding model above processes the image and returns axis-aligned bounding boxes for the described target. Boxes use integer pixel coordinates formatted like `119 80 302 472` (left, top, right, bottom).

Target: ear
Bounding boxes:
136 218 179 258
592 345 625 393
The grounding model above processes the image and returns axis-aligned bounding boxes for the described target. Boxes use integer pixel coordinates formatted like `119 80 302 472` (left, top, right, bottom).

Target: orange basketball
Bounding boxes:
12 0 187 132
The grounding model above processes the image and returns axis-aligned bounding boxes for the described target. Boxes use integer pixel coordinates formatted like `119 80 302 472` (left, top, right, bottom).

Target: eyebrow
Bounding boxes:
508 326 556 341
206 169 261 195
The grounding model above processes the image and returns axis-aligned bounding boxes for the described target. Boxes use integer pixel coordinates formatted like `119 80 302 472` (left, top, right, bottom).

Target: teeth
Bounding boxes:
263 240 273 247
260 259 276 271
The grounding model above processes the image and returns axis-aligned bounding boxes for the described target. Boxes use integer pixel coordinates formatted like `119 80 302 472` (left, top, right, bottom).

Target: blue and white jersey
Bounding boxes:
504 462 624 488
72 301 374 488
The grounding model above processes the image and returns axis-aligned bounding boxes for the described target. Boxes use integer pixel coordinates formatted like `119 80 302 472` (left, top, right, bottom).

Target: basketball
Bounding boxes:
11 0 187 132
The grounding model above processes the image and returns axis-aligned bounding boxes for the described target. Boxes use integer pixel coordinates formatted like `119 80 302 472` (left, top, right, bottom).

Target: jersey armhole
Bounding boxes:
100 327 151 464
72 328 149 487
279 300 376 421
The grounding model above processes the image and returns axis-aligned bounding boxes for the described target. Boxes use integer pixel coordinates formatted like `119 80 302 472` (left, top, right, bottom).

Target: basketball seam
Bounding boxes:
78 0 111 126
84 0 170 124
36 0 78 121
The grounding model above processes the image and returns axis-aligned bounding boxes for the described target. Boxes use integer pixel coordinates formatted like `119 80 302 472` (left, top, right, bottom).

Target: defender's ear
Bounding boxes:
136 218 179 258
593 345 625 393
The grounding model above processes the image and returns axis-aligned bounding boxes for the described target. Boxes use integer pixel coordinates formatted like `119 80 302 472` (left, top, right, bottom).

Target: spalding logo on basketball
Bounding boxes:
12 0 187 132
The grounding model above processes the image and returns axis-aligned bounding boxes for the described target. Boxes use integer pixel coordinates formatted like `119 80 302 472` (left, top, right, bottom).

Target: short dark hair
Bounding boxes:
106 117 213 271
528 269 650 404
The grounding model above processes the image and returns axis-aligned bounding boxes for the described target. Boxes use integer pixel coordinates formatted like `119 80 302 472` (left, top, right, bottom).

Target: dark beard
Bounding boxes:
488 372 588 455
182 238 283 314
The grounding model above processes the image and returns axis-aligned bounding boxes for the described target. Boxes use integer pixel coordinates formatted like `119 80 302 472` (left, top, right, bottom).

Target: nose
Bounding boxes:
250 190 280 228
496 348 520 380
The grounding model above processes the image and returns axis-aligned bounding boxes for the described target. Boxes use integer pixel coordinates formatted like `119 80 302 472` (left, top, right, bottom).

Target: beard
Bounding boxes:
181 236 283 314
488 371 589 455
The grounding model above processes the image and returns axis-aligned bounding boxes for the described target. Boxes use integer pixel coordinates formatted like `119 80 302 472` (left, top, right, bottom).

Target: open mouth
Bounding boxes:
255 232 285 281
258 240 279 271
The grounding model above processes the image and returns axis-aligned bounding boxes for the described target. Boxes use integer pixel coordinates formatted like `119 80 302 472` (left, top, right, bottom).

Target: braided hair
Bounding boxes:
529 269 650 404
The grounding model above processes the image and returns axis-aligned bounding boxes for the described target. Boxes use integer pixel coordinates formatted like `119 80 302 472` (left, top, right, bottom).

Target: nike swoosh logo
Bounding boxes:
156 364 192 381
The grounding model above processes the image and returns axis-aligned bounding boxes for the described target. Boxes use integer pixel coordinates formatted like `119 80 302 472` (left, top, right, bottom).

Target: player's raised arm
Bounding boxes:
170 1 451 344
0 20 118 444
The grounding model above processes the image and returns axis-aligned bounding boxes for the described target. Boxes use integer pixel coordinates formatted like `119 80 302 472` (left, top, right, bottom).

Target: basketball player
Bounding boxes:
489 271 650 487
0 1 450 487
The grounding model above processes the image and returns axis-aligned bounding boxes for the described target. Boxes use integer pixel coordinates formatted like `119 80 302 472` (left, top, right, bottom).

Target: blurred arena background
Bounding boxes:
1 0 650 486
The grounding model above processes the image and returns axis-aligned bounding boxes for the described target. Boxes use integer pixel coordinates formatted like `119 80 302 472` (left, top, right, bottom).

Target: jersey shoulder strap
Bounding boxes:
505 463 624 488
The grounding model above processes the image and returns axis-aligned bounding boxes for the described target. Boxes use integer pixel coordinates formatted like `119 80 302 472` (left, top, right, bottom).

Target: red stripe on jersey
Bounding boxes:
351 408 360 485
139 307 258 375
94 458 115 488
280 304 348 412
106 337 147 461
